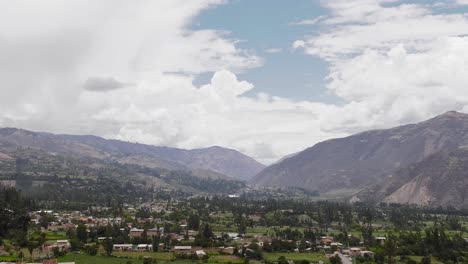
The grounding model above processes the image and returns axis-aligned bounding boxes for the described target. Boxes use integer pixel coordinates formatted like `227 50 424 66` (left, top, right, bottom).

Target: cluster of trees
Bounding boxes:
165 170 246 194
0 187 34 248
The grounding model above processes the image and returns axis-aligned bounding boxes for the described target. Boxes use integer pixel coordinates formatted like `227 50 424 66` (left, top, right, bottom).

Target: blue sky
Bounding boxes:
3 0 468 163
192 0 335 102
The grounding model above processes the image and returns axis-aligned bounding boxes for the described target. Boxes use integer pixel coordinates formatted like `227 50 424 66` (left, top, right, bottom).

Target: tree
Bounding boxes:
385 233 397 264
202 223 214 239
27 240 36 261
187 213 200 231
277 256 288 264
421 256 431 264
37 233 46 252
143 256 154 264
152 235 160 252
329 255 342 264
76 223 88 243
103 238 113 256
18 251 24 262
361 208 374 245
85 244 98 256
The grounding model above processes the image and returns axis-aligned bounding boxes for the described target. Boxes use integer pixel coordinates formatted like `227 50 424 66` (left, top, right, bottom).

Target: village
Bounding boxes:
1 191 468 264
0 197 390 264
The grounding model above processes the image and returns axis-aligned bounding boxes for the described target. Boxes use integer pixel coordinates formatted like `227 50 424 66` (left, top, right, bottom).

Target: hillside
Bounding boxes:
251 111 468 195
353 148 468 208
0 128 264 180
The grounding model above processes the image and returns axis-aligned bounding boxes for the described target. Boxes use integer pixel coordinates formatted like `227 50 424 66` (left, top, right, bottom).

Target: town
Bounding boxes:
2 187 468 264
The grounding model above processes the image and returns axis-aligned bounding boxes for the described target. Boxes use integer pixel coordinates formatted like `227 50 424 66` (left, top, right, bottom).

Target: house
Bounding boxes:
174 246 192 254
375 236 386 245
221 246 235 254
137 244 153 251
147 228 159 237
227 233 239 239
113 244 134 251
98 237 112 242
350 247 361 256
129 228 144 238
361 250 374 257
53 240 70 250
321 236 334 244
331 242 344 248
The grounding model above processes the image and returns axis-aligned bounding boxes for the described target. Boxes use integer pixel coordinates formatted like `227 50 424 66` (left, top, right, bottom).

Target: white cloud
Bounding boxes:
3 0 468 165
289 15 327 26
293 0 468 135
0 0 336 164
265 48 282 54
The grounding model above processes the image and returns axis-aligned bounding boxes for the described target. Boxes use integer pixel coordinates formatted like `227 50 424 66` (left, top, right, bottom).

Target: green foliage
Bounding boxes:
421 256 431 264
329 255 342 264
76 223 88 243
103 238 114 256
187 213 200 231
277 256 288 264
85 244 98 256
143 256 154 264
0 187 32 241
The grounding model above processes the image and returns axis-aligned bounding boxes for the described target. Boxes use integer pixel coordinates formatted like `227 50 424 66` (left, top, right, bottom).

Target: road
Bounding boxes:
337 252 352 264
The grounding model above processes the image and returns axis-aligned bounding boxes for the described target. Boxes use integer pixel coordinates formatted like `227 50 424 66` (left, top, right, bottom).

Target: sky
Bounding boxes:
2 0 468 164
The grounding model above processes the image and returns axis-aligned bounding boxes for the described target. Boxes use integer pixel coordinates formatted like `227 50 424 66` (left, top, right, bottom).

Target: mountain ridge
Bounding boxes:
251 111 468 203
0 127 265 180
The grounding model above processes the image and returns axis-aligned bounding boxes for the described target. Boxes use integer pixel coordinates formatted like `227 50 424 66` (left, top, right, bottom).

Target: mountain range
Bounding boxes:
3 111 468 208
0 127 264 181
252 111 468 208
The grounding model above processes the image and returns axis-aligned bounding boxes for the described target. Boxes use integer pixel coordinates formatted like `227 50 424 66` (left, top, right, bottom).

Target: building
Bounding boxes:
137 244 153 251
113 244 134 251
173 246 192 254
350 247 361 256
129 228 144 238
147 228 159 236
321 236 334 244
361 250 375 257
220 246 235 255
375 236 386 245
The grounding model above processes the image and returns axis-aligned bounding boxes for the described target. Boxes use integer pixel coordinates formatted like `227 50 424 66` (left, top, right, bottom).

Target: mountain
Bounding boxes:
251 111 468 195
0 128 264 180
354 147 468 208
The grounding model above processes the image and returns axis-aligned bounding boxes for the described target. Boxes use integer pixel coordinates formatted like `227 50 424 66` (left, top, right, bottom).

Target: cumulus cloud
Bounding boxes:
3 0 468 164
0 0 334 164
294 0 468 134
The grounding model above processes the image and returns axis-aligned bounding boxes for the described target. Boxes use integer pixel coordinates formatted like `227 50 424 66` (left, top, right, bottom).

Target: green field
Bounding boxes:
263 252 330 263
58 252 245 264
112 251 174 260
59 254 146 264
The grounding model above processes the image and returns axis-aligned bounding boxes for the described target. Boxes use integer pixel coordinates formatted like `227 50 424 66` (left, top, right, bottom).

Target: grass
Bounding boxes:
45 231 68 240
209 254 244 263
112 251 174 260
407 256 444 264
59 253 145 264
263 252 330 263
58 252 243 264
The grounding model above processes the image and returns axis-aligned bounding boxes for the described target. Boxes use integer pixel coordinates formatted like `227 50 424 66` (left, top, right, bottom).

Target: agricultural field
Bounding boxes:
263 252 330 263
